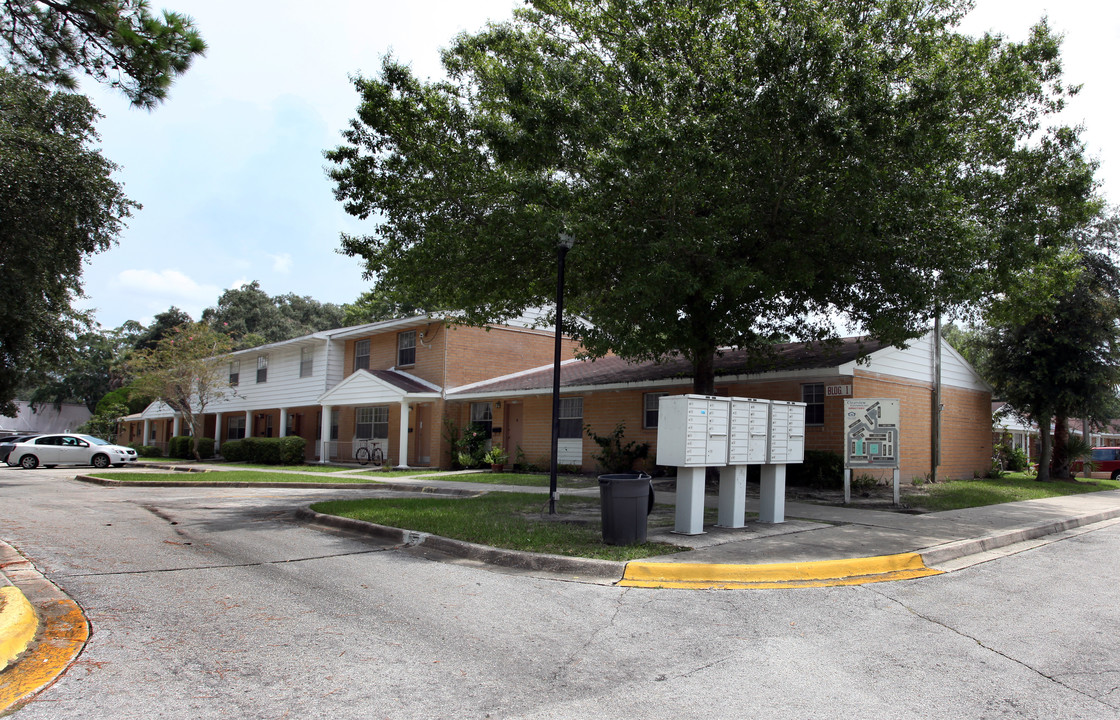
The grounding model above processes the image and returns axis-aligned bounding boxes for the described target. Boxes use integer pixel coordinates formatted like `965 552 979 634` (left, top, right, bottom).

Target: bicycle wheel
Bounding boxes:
371 447 384 468
355 447 370 466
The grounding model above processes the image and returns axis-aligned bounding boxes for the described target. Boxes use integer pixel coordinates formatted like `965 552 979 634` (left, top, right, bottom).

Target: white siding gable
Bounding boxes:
839 331 989 392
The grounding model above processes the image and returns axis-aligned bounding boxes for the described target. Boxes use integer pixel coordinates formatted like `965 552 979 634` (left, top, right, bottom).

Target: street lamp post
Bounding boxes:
549 232 575 515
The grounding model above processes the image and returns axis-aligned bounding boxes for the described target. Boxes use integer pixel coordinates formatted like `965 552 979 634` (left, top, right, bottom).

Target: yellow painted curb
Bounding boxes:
0 587 38 672
620 553 944 589
0 596 88 714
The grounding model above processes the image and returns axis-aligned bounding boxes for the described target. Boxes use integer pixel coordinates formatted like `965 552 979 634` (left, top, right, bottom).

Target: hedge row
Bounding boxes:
219 436 306 465
169 436 215 459
129 444 163 458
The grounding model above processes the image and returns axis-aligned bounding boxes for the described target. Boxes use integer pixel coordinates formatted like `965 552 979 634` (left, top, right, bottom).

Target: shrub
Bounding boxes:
169 436 193 459
586 423 649 473
219 437 305 464
220 439 246 461
130 444 163 458
786 450 844 489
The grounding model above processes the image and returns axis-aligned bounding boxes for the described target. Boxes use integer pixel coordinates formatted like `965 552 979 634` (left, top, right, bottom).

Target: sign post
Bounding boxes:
843 399 901 505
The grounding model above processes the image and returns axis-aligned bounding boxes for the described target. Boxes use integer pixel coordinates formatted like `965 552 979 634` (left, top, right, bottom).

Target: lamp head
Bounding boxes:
558 232 575 250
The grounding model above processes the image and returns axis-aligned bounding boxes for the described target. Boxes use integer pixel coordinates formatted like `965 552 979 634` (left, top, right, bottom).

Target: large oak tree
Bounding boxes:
328 0 1092 393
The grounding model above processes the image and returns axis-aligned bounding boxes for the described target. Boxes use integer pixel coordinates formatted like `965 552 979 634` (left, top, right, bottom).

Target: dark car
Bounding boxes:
0 434 39 463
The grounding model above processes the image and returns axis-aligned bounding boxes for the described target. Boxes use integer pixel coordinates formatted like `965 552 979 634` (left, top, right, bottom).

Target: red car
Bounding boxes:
1073 447 1120 480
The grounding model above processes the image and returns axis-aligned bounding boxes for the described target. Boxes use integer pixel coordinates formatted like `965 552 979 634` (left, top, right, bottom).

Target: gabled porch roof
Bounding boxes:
317 369 441 406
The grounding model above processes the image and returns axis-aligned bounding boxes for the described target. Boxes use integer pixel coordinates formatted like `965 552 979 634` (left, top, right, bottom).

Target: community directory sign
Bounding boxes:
844 398 900 469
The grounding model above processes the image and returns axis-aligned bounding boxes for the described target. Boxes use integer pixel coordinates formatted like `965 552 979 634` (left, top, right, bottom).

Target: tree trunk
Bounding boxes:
1051 414 1070 480
692 346 717 395
1036 416 1052 482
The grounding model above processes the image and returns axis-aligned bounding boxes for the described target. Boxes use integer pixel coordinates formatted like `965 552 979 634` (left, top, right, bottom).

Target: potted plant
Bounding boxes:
484 446 509 472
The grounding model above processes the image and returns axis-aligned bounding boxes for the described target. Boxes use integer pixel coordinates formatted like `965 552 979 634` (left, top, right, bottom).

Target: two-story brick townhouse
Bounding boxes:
441 330 993 481
119 312 581 466
122 321 992 480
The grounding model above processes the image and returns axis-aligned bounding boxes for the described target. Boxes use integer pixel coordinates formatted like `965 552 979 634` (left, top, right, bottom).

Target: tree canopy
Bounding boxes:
0 68 135 415
984 211 1120 481
128 321 234 459
200 281 347 348
327 0 1090 393
1 0 206 108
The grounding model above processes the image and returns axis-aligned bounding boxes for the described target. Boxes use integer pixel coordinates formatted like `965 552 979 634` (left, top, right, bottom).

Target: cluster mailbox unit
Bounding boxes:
656 395 806 535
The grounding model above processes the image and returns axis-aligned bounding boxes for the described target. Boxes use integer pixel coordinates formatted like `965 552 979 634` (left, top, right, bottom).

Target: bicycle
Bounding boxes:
354 439 384 468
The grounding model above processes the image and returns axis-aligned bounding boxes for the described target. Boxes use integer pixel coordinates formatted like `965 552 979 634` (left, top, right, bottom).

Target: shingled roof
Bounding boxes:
450 336 892 396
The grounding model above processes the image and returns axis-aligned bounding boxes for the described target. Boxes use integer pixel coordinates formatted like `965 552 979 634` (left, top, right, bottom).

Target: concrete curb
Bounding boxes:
0 541 90 715
918 505 1120 567
295 508 626 580
0 587 37 672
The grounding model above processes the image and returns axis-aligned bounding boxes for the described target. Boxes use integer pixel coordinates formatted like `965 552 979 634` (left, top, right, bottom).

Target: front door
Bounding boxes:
415 405 431 466
505 403 523 458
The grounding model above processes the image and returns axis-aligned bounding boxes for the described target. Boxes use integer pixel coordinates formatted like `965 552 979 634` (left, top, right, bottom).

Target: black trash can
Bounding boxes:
598 473 655 545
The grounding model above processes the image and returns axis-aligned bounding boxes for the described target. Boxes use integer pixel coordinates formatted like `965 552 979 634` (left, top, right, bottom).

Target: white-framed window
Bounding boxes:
228 360 240 386
300 347 313 378
558 397 583 439
398 330 416 366
256 355 269 383
330 409 339 441
227 416 246 440
356 406 389 439
802 383 825 425
644 392 668 428
470 402 493 436
354 339 370 371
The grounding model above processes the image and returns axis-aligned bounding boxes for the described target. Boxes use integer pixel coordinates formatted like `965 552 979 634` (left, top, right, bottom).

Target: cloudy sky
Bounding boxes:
75 0 1120 329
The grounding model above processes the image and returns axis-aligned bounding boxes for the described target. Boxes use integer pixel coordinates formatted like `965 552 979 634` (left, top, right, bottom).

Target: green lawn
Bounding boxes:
432 471 598 489
90 470 383 484
310 493 683 561
910 473 1120 512
204 462 359 473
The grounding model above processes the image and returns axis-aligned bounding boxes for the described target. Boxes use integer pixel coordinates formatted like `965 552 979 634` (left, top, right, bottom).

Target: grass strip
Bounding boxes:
430 472 598 489
89 470 384 484
310 493 685 561
913 474 1120 512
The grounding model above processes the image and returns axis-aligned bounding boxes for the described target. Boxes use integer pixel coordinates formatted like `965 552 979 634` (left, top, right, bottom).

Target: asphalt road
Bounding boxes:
2 466 1118 719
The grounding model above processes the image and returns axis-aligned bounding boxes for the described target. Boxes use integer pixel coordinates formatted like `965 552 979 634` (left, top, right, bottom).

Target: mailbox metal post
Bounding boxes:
759 464 787 523
674 466 706 535
716 465 747 528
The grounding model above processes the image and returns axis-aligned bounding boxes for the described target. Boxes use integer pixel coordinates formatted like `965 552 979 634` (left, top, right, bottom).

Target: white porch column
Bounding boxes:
213 412 223 452
397 400 411 468
244 410 252 438
279 408 288 438
320 405 332 464
172 414 181 437
143 419 151 445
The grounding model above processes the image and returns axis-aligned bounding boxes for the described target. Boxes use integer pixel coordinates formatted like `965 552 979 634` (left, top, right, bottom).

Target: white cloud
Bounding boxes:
114 269 223 320
269 253 294 273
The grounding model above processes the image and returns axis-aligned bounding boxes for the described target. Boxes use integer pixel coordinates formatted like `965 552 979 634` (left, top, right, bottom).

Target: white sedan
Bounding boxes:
6 433 139 469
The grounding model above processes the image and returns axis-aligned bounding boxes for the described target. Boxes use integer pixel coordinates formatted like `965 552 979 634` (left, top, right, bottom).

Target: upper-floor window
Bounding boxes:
300 347 313 378
802 383 824 425
398 330 416 366
354 339 370 372
644 392 668 428
256 355 269 383
558 397 583 439
229 360 240 386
